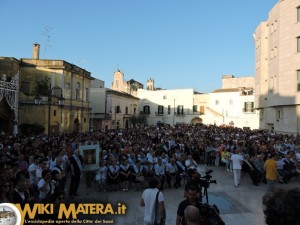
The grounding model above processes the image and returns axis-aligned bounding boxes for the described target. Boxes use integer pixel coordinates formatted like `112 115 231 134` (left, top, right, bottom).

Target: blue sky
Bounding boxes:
0 0 277 93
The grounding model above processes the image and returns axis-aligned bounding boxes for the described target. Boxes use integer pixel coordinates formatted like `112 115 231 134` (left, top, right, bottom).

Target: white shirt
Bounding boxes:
142 188 164 224
35 167 43 183
96 166 108 181
38 178 51 200
166 163 178 174
28 163 38 185
185 159 197 169
231 154 243 170
154 163 165 176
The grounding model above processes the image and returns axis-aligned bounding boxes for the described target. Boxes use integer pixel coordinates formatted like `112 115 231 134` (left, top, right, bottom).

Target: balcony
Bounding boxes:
243 108 255 113
155 111 164 116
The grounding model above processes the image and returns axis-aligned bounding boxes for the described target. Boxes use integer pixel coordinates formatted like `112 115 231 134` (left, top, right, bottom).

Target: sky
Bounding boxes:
0 0 278 93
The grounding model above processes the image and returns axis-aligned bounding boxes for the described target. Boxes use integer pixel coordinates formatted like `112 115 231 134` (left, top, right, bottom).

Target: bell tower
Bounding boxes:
147 78 155 91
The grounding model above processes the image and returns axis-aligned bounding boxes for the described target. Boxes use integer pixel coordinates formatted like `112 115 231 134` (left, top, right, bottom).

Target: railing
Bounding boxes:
243 108 255 113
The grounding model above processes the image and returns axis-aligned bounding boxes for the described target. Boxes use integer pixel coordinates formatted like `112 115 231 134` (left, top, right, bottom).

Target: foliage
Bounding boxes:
33 77 50 96
19 123 45 135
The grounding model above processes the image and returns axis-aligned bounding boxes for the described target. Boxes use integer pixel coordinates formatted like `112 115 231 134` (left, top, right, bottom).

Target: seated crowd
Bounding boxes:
0 123 300 206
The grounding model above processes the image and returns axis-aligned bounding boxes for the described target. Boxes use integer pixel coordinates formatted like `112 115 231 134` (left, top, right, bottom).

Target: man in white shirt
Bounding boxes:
230 149 243 187
36 159 47 183
28 156 39 186
185 155 197 170
141 177 166 225
154 158 166 190
38 169 52 202
166 158 179 188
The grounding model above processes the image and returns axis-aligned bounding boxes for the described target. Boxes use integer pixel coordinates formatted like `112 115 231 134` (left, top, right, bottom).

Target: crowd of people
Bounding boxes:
0 123 300 223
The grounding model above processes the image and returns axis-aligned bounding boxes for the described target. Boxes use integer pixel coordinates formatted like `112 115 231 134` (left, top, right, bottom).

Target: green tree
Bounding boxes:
33 77 50 96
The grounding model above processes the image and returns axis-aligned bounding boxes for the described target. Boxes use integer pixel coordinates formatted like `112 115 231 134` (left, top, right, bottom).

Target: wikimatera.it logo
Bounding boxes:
0 202 127 225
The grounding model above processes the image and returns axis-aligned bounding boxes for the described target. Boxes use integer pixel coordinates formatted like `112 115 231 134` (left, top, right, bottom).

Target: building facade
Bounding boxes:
254 0 300 134
206 88 258 129
90 80 140 131
0 43 93 135
137 88 203 126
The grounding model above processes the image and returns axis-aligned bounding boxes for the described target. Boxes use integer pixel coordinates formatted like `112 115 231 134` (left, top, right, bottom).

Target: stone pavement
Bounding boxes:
66 165 299 225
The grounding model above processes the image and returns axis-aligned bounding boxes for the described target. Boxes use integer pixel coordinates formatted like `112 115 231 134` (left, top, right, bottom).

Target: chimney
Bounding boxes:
32 43 40 59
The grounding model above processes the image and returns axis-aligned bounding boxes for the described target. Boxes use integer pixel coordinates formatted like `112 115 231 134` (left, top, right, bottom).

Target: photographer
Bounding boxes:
177 185 203 225
184 169 202 201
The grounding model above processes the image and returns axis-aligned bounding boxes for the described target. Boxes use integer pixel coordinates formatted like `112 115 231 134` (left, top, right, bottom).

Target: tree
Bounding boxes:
129 114 147 127
33 77 50 96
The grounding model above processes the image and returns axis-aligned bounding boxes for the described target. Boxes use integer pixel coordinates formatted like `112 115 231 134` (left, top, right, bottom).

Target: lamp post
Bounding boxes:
35 85 64 135
48 85 64 135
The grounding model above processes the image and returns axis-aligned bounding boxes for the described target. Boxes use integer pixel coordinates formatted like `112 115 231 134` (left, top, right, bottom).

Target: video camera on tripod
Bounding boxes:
197 170 217 189
185 169 225 225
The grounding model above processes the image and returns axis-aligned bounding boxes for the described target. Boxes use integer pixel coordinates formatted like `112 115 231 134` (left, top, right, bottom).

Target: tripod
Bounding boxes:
202 184 210 204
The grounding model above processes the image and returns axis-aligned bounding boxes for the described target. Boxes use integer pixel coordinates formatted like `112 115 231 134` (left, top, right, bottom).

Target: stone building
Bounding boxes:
0 43 93 135
111 69 143 97
90 79 139 131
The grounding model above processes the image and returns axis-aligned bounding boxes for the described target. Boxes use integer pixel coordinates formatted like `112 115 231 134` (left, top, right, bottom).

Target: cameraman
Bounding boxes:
184 169 202 201
176 185 203 225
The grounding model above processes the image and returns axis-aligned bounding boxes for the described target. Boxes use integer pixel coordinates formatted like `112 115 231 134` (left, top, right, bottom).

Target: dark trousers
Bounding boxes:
69 174 80 196
166 173 179 187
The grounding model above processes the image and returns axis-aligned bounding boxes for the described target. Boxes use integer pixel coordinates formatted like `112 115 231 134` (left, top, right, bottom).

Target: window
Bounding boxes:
298 7 300 22
157 105 164 114
193 105 197 112
53 110 57 117
177 105 184 115
163 95 167 100
215 100 219 105
297 70 300 91
244 102 254 113
125 107 128 114
143 105 150 114
297 37 300 52
116 105 121 113
134 108 136 114
64 82 71 98
75 82 80 100
84 88 89 101
229 99 233 105
277 109 283 119
200 106 205 115
168 105 171 114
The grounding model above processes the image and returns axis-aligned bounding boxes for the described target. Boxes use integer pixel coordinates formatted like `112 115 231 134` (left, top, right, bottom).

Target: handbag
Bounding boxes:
153 191 164 225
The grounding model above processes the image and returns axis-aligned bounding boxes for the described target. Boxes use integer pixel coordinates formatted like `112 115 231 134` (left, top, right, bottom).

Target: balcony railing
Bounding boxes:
175 112 185 116
243 108 255 113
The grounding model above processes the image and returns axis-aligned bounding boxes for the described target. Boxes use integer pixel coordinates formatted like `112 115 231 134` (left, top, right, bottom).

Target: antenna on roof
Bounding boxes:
41 24 52 57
